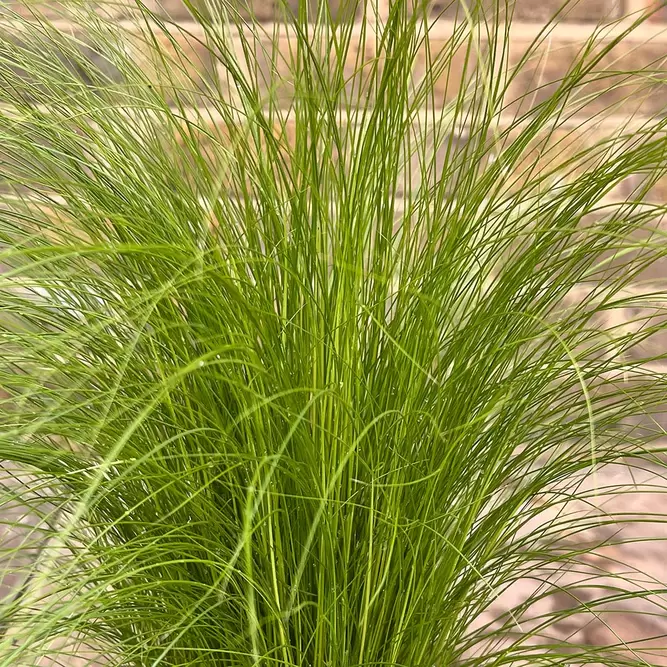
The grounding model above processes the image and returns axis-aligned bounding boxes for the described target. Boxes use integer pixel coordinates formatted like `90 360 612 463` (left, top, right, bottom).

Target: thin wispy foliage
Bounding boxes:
0 0 666 664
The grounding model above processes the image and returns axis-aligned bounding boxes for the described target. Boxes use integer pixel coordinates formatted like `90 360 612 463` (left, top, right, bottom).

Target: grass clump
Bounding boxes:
0 0 667 664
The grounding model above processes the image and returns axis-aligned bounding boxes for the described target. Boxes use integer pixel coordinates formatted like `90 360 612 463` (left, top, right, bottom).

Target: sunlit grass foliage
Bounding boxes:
0 0 667 664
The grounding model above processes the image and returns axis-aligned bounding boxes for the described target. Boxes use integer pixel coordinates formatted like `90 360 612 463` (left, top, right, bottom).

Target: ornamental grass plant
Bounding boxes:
0 0 667 664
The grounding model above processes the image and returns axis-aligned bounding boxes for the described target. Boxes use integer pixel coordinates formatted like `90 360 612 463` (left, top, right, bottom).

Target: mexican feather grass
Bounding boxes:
0 0 667 664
